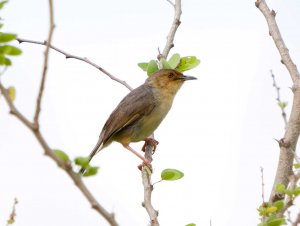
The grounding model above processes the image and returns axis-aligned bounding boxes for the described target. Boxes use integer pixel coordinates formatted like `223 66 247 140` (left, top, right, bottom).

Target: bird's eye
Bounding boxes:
168 73 174 78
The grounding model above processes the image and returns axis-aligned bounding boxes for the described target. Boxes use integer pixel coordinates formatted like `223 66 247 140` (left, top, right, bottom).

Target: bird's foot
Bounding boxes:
138 160 152 172
142 138 159 154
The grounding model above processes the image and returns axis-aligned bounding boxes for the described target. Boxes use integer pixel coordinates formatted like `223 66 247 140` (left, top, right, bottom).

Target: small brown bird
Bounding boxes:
80 69 196 174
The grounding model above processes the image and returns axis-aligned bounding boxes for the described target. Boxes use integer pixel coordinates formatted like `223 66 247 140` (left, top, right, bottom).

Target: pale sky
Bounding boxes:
1 0 300 226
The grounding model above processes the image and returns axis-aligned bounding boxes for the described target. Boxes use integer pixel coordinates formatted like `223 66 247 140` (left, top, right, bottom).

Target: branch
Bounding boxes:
16 38 133 91
0 81 119 226
32 0 55 129
256 0 300 204
6 198 18 226
161 0 182 59
270 70 288 126
141 1 182 225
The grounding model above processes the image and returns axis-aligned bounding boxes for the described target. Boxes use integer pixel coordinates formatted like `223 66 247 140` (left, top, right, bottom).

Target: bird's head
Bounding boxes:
146 69 196 95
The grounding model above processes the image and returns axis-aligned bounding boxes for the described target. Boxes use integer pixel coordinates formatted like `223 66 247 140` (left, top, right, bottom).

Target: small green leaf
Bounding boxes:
273 200 284 211
0 55 11 65
275 183 286 193
7 86 16 101
138 62 148 72
53 149 70 162
285 189 293 197
0 23 4 29
74 157 90 168
161 168 184 181
0 45 22 55
294 163 300 169
83 166 99 177
266 206 277 214
277 101 288 109
0 0 8 9
294 187 300 196
0 33 17 43
186 224 196 226
176 56 200 72
266 216 286 226
147 60 159 76
168 53 180 68
161 58 171 69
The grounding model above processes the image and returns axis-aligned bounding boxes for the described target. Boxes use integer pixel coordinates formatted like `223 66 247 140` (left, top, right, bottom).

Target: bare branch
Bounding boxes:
256 0 300 205
255 0 300 84
0 81 119 226
16 38 133 91
33 0 55 129
142 145 159 226
270 70 288 126
6 198 18 226
161 0 182 59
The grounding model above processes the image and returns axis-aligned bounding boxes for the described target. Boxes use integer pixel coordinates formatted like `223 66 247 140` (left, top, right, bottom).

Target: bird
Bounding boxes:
79 69 196 174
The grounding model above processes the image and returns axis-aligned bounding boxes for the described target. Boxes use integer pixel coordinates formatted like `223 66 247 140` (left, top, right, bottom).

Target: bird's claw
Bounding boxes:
142 138 159 154
138 160 152 172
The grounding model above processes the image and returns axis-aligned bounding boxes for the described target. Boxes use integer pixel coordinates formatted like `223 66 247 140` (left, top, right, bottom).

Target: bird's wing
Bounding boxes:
100 85 156 145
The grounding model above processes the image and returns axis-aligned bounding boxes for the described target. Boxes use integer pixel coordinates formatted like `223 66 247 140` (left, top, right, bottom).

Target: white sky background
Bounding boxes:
1 0 300 225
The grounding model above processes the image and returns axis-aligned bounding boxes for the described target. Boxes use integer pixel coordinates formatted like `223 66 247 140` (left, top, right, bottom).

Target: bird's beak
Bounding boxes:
177 75 197 81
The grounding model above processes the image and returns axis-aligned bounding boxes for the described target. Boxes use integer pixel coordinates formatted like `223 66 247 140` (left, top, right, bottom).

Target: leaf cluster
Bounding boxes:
0 1 22 67
138 53 200 76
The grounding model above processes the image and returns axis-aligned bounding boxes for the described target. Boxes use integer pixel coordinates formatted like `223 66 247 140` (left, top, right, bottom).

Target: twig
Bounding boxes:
270 70 288 126
141 1 182 225
32 0 55 130
16 38 133 91
260 167 266 223
0 81 119 226
256 0 300 205
6 198 18 226
142 147 159 226
161 0 182 59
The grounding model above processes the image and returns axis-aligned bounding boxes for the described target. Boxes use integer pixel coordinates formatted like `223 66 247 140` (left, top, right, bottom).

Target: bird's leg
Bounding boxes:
123 144 152 169
142 138 159 154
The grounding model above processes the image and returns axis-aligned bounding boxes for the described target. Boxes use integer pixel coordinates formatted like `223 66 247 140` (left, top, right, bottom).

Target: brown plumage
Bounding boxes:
80 69 196 174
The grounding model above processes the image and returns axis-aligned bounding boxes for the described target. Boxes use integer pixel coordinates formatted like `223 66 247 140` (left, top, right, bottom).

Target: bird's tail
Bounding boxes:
79 139 103 175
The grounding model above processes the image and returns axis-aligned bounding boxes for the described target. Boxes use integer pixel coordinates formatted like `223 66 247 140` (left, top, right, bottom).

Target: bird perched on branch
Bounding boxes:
79 69 196 174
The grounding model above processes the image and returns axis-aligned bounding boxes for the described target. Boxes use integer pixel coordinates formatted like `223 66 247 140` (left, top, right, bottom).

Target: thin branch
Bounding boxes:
33 0 55 129
293 211 300 226
141 0 182 225
256 0 300 206
142 146 159 226
0 81 119 226
260 167 266 224
270 70 288 126
6 198 18 226
161 0 182 59
16 38 133 91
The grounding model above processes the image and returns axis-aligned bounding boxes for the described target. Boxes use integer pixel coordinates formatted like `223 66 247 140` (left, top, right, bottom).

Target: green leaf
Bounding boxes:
138 62 148 72
7 86 16 101
0 0 8 9
0 23 4 29
186 224 196 226
176 56 200 72
161 168 184 181
168 53 180 68
74 157 90 168
83 166 99 177
0 33 17 43
0 45 22 55
266 216 286 226
277 101 288 109
294 163 300 169
0 56 11 65
161 58 171 69
147 60 159 76
273 200 284 211
266 206 277 214
285 189 292 197
275 184 286 193
294 187 300 196
54 149 70 162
